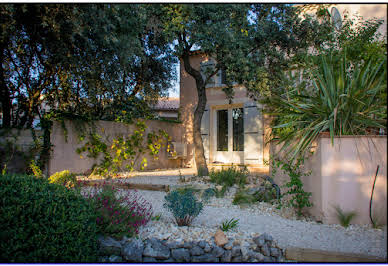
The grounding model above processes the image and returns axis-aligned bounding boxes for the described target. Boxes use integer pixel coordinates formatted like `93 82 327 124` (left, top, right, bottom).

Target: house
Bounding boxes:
179 53 270 174
152 97 179 120
178 3 387 174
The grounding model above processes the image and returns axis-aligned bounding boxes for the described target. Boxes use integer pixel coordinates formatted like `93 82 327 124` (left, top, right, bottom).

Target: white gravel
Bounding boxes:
83 169 387 259
136 189 387 259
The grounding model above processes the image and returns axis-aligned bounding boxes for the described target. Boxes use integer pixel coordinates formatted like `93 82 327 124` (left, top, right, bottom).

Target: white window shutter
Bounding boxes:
243 101 263 164
200 105 210 160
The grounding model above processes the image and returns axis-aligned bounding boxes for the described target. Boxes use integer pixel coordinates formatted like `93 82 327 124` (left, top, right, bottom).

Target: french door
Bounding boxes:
213 107 244 164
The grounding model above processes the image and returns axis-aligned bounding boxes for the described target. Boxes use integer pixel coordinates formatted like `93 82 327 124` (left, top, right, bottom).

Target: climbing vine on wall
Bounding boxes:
76 120 172 177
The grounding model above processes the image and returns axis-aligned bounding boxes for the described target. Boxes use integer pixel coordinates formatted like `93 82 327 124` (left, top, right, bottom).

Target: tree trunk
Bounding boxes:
0 44 11 128
181 52 209 176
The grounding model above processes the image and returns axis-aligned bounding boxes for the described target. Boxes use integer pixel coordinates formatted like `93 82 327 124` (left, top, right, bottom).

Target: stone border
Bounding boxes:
98 232 285 263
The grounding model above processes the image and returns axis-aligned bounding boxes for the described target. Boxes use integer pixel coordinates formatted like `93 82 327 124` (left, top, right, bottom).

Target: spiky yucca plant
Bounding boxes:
265 52 386 161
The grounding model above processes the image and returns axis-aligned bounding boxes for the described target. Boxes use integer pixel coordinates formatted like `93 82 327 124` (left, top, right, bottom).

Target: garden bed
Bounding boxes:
79 170 387 260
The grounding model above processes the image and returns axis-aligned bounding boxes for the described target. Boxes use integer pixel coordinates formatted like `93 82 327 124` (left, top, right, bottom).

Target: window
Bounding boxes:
217 108 244 152
217 109 228 151
232 108 244 151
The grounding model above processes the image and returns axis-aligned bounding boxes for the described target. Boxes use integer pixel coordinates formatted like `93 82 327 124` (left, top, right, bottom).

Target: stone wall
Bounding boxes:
98 232 285 263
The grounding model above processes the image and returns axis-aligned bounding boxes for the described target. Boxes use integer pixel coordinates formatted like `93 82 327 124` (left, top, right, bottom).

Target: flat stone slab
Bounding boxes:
82 180 169 192
285 247 387 262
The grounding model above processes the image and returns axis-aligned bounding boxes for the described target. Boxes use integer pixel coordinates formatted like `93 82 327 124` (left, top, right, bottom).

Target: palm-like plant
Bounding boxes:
265 52 386 161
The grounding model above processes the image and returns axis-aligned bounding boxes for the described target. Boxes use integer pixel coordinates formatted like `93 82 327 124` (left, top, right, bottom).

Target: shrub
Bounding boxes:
254 181 278 203
0 174 98 262
48 170 77 188
272 158 312 217
163 189 203 226
232 189 257 205
210 166 248 193
201 188 216 203
84 181 153 238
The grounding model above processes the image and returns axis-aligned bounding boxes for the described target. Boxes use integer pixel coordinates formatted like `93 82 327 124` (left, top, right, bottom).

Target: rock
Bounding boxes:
143 238 171 260
231 246 241 257
220 250 232 262
108 255 123 263
224 241 233 250
161 258 175 262
192 254 219 262
98 236 122 255
99 256 109 262
263 256 272 262
215 185 223 191
183 241 194 249
190 246 204 256
166 241 180 249
204 243 212 253
253 252 265 262
214 229 228 247
270 247 280 257
121 238 144 262
253 235 265 247
211 245 225 258
171 248 191 262
261 233 273 243
143 256 158 262
241 245 251 261
231 256 242 262
261 243 271 257
198 240 207 249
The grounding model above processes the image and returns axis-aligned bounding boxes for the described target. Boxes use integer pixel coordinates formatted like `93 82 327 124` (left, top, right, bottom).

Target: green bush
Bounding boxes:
0 174 98 262
232 189 257 205
163 189 203 226
48 169 77 188
210 166 248 190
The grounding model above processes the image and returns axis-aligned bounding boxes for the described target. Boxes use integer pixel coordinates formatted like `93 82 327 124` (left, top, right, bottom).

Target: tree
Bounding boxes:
154 4 251 175
156 4 327 174
0 4 176 128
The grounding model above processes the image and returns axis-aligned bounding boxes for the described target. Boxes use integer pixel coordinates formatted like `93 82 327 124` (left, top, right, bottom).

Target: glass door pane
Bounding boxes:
217 109 228 151
232 108 244 151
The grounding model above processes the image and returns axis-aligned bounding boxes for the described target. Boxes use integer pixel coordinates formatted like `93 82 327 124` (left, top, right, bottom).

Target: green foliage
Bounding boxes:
48 170 77 189
1 4 176 129
151 213 162 221
220 218 239 232
272 158 312 217
76 120 170 176
232 189 257 205
29 160 43 178
201 188 216 203
265 52 387 161
0 174 98 262
163 189 203 226
255 181 278 203
84 181 153 238
334 206 357 227
197 166 207 177
210 166 248 194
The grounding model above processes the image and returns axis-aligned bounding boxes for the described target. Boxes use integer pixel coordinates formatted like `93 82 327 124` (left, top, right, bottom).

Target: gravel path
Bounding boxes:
137 190 386 259
86 169 387 259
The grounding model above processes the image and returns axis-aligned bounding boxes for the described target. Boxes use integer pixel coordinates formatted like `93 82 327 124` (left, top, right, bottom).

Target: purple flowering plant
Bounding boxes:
84 180 153 238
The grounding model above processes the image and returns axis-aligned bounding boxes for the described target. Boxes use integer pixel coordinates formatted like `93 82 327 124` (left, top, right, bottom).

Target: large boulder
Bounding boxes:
143 238 171 260
121 238 144 262
171 248 191 262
